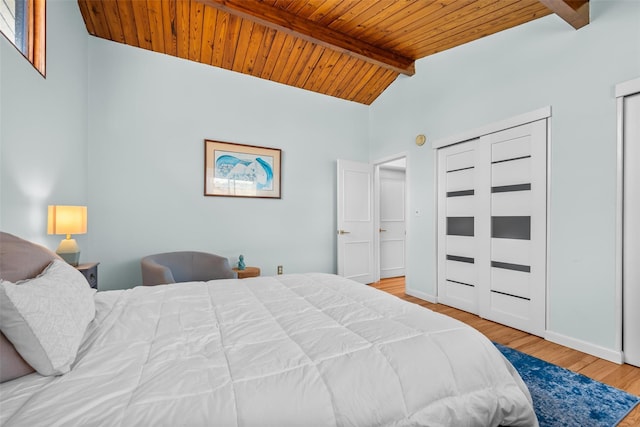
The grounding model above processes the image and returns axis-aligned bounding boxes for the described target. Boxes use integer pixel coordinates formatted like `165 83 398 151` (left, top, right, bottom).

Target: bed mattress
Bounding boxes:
0 273 537 426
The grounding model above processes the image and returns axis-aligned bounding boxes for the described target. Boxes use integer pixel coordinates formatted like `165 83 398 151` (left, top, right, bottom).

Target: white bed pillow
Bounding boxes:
0 259 96 376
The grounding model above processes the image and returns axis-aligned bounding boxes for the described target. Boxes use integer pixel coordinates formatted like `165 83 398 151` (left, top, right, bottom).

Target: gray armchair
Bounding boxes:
141 251 237 286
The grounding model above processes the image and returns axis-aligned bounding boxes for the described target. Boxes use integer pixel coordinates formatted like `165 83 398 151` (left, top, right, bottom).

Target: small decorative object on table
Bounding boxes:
237 254 245 270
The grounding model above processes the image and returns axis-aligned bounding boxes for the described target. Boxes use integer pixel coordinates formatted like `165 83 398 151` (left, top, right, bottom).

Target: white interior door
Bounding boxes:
379 168 406 279
337 159 374 284
623 91 640 367
437 140 481 314
479 120 547 337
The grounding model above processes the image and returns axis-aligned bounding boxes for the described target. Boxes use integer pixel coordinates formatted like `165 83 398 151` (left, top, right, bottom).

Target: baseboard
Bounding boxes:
545 331 623 364
405 288 438 304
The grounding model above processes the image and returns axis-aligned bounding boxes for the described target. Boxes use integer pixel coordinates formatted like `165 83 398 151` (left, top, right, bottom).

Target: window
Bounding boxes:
0 0 45 76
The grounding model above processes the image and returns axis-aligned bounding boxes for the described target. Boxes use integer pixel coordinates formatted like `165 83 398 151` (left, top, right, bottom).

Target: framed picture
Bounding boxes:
204 140 282 198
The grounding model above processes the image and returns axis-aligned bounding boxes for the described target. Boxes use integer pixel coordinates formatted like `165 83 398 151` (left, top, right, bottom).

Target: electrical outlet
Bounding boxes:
277 265 283 275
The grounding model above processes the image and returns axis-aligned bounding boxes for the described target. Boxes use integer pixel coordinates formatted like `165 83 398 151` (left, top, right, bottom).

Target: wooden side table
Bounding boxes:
233 266 260 279
76 262 99 290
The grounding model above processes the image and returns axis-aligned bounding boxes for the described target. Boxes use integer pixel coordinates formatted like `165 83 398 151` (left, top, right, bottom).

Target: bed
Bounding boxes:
0 232 538 426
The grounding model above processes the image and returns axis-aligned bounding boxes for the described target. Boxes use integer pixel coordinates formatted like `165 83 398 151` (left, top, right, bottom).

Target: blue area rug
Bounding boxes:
495 343 639 426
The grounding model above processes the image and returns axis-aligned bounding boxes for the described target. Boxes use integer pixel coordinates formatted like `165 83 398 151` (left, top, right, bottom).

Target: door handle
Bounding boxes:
337 229 351 235
379 228 387 232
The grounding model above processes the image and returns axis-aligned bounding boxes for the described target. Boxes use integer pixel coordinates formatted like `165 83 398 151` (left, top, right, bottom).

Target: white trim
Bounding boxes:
433 151 439 300
405 288 437 304
614 78 640 359
545 331 623 364
615 76 640 98
373 152 409 167
431 106 552 149
615 97 624 354
545 116 553 338
373 165 381 283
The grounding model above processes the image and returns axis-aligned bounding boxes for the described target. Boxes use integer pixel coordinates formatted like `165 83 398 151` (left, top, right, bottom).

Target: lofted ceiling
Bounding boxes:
78 0 589 105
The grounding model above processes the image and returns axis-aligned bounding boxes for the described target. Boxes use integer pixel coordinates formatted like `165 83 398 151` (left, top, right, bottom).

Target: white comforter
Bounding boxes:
0 273 537 426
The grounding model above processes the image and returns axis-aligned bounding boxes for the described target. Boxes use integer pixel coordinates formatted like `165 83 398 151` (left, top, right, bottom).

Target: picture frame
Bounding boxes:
204 140 282 198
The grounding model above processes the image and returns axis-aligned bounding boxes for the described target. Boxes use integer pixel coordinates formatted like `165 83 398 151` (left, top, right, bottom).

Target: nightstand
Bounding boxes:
232 266 260 279
76 262 99 290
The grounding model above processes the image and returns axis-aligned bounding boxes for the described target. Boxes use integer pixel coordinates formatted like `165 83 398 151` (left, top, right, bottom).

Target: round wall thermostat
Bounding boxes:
415 134 426 146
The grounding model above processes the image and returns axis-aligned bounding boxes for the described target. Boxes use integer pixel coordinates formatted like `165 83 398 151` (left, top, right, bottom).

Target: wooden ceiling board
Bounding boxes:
258 29 287 79
210 9 229 67
352 1 440 46
416 3 553 57
101 1 125 44
188 1 205 61
402 1 551 56
311 0 363 26
307 48 342 92
160 0 177 55
200 5 217 64
133 1 154 51
77 0 586 105
176 0 191 59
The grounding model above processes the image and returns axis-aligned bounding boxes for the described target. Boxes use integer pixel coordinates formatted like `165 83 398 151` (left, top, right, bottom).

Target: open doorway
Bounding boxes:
375 155 407 282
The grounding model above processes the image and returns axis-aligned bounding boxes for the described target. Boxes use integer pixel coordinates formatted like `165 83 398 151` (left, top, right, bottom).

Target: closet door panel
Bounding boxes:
446 169 475 192
491 238 531 267
446 259 476 284
623 92 640 367
491 136 531 162
492 192 531 216
480 120 547 336
491 157 532 187
491 268 531 299
437 140 480 314
444 280 476 305
490 291 530 319
447 196 475 216
446 236 475 259
446 149 475 171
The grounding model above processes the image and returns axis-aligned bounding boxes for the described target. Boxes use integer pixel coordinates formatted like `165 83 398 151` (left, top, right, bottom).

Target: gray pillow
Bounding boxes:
0 232 62 282
0 332 33 382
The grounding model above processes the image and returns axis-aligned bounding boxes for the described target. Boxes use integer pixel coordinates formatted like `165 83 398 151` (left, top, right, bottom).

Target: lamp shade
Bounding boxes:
47 205 87 235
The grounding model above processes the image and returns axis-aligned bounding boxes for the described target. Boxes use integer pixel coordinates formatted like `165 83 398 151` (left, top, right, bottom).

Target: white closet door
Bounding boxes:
478 119 547 336
436 119 547 336
437 140 482 314
623 92 640 367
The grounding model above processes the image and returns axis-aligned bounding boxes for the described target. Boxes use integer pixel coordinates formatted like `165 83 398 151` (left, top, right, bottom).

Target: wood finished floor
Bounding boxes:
371 277 640 426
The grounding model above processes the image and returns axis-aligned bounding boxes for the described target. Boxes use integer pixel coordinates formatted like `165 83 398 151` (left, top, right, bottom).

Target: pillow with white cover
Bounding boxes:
0 259 96 376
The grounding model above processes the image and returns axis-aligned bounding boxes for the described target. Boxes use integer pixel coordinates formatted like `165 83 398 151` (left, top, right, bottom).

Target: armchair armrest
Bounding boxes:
141 258 176 286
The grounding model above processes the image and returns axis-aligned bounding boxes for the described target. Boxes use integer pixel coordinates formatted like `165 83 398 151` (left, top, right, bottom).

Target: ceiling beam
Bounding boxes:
538 0 589 29
197 0 415 76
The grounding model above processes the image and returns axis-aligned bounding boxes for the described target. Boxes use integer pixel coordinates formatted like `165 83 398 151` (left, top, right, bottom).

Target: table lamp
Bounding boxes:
47 205 87 266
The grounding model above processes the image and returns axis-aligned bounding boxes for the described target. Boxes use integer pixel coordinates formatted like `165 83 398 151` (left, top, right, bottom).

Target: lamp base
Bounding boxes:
56 238 81 267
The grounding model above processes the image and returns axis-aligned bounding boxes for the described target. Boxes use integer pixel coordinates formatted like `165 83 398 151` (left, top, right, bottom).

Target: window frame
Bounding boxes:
0 0 46 76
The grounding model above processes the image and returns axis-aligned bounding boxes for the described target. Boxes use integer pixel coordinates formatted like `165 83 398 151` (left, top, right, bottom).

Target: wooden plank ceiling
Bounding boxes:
78 0 588 105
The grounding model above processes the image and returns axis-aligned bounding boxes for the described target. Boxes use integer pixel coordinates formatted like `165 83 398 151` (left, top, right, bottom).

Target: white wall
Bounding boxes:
0 2 88 250
87 38 369 290
369 0 640 352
